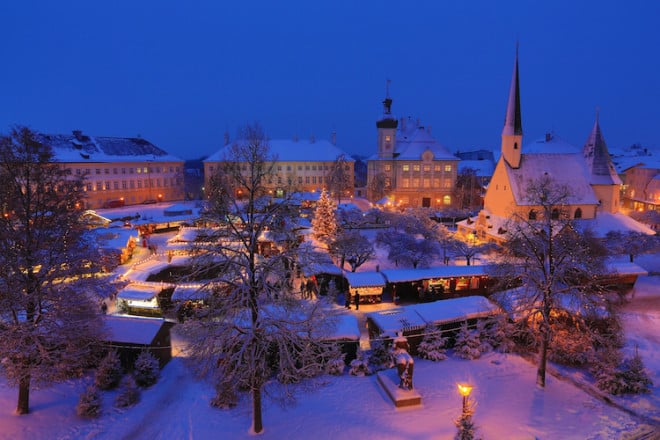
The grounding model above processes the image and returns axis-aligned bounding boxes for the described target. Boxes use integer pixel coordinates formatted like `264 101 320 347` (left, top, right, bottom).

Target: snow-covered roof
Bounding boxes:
344 271 387 288
325 314 360 341
94 227 138 250
103 315 168 345
507 153 599 206
370 123 459 162
117 284 160 301
410 296 502 326
205 138 353 162
41 132 183 163
577 212 656 237
367 296 501 337
171 285 206 301
604 259 649 277
380 265 491 284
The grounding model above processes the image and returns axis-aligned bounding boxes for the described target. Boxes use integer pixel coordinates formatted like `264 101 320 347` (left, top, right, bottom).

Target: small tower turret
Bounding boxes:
377 79 398 159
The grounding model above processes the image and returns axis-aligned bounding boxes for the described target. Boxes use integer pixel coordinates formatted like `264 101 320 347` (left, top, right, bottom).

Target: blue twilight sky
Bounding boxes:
1 1 659 160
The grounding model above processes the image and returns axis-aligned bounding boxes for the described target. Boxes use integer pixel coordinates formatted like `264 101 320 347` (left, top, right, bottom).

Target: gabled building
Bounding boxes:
44 130 184 209
367 93 460 208
460 48 630 243
204 134 354 199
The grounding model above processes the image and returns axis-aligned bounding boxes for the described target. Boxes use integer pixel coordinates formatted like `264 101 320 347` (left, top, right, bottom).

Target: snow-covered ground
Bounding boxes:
0 214 658 439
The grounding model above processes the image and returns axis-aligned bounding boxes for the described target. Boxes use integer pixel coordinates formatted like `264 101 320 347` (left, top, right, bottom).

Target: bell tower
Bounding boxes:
377 80 398 159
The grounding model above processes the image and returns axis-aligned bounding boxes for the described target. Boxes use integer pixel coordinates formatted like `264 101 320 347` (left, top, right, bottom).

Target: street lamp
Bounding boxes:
457 383 473 414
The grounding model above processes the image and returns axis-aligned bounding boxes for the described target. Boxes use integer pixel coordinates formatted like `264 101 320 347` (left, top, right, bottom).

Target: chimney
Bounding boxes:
331 130 337 146
545 132 552 142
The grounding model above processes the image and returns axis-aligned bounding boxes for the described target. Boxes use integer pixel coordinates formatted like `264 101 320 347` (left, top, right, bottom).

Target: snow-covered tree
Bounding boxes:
133 351 160 388
604 230 659 263
454 396 478 440
349 349 371 376
417 327 448 361
596 347 653 395
453 323 485 360
94 350 123 390
177 123 337 434
114 376 140 408
451 240 499 266
493 175 610 387
312 189 337 243
328 230 374 272
368 339 394 371
326 154 353 204
377 230 440 268
76 386 102 418
0 126 106 415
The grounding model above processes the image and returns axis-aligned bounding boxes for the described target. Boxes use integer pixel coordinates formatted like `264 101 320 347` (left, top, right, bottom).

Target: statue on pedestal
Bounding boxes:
393 332 414 390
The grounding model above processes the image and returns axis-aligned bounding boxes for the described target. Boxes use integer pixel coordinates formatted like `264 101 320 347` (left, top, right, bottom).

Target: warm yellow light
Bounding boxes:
457 383 473 397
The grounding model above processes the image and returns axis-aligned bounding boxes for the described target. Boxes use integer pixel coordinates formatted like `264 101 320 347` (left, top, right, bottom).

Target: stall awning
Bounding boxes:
344 271 386 288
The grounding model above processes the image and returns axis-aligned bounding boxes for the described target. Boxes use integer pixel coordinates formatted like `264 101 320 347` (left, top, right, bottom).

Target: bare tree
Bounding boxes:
328 230 374 272
326 154 352 204
369 172 390 202
0 126 106 414
453 167 483 211
493 175 608 387
177 123 336 434
451 240 499 266
604 230 659 263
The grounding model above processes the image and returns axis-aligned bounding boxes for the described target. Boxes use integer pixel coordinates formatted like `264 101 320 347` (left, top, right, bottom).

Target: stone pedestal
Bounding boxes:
376 369 422 408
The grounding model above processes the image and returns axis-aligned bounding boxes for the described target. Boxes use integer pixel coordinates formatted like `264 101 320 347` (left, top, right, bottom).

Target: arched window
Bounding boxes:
443 195 451 205
528 209 537 220
574 208 582 219
514 142 518 150
551 208 560 220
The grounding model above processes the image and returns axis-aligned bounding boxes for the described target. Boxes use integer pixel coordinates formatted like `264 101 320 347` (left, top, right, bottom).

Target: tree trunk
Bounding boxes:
252 386 263 434
537 328 549 388
466 256 471 266
629 253 634 263
17 375 30 415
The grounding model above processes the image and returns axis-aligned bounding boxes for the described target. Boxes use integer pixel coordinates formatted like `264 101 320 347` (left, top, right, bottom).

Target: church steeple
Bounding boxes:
501 45 523 168
583 109 622 213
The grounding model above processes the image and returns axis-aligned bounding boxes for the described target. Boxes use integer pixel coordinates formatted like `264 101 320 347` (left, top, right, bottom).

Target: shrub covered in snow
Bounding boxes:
481 315 516 353
94 350 123 390
349 350 372 376
417 328 448 361
453 323 489 360
77 385 102 418
368 340 394 371
596 349 653 395
549 327 596 367
325 352 346 376
114 376 140 408
133 351 160 388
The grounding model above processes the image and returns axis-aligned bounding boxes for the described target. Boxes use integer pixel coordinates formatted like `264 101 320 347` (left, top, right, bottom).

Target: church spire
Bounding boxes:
503 44 522 136
501 44 523 168
583 108 621 185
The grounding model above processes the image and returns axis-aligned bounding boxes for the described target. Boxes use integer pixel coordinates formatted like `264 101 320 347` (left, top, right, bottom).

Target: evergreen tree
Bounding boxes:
417 327 448 361
76 386 102 418
114 376 140 408
312 189 337 242
454 323 483 360
133 351 160 388
94 350 123 390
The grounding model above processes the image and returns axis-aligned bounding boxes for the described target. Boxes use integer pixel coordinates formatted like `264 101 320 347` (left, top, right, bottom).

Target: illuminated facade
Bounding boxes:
46 131 185 209
366 94 459 209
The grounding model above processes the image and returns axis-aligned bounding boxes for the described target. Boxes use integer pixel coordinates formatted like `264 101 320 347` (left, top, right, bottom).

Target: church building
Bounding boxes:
459 49 626 244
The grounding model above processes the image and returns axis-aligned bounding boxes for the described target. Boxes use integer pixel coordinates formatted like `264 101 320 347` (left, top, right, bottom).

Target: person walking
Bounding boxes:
354 290 360 310
345 291 351 309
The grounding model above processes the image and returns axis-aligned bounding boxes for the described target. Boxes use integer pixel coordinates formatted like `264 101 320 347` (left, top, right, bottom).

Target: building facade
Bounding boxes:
366 95 459 209
46 131 185 209
204 135 355 199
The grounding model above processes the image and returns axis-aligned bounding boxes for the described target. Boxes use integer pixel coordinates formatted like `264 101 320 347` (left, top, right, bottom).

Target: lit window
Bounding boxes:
433 178 440 187
384 164 392 172
443 195 451 205
434 164 441 172
423 165 431 172
443 178 452 188
385 135 391 142
444 164 452 172
402 178 410 188
412 178 420 187
402 164 410 172
423 178 430 188
413 164 420 172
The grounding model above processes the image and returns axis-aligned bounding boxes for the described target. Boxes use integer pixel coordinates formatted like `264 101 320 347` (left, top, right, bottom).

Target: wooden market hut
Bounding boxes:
344 271 387 304
103 315 175 369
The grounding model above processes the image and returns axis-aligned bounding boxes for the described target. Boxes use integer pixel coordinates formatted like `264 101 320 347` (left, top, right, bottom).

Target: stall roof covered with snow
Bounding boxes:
344 271 386 288
379 265 491 283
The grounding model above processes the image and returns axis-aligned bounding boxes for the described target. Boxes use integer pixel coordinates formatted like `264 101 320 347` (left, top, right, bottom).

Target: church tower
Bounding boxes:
583 111 622 213
376 81 398 159
501 47 523 169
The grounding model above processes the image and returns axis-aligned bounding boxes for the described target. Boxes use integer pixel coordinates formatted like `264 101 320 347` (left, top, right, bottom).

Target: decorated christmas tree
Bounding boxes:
312 189 337 242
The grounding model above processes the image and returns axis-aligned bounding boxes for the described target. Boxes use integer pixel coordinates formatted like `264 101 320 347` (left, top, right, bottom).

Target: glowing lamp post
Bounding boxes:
457 383 473 414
